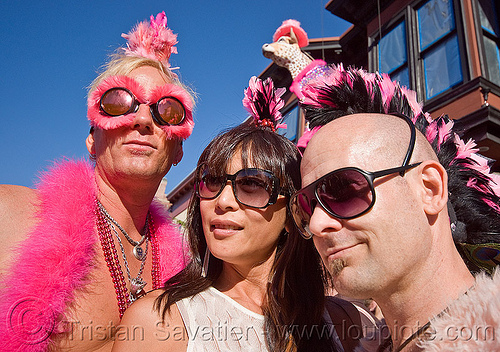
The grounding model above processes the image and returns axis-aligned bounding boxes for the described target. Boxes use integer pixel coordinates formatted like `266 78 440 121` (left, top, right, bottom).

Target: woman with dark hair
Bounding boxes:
112 77 353 352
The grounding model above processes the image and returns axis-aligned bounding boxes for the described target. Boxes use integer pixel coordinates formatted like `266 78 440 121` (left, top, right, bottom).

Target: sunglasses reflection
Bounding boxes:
196 166 280 209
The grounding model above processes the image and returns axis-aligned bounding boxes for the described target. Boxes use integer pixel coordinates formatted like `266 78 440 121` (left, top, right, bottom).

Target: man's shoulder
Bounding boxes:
0 185 40 284
113 289 187 352
0 184 39 230
0 184 37 202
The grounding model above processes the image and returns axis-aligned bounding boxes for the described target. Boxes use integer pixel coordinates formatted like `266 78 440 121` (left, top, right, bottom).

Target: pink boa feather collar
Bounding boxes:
419 270 500 351
0 159 185 351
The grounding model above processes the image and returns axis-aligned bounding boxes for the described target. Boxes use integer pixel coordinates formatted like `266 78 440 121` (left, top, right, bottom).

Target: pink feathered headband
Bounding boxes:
87 75 194 140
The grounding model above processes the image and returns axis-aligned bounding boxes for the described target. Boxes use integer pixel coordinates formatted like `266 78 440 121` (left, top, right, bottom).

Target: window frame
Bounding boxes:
473 0 500 86
278 102 300 143
369 0 468 102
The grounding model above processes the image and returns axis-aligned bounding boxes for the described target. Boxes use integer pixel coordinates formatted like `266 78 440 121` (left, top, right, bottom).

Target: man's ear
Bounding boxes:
417 160 448 215
173 140 183 165
86 131 96 155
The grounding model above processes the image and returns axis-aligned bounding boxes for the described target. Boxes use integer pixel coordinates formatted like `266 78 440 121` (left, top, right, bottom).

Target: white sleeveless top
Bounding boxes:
176 287 268 351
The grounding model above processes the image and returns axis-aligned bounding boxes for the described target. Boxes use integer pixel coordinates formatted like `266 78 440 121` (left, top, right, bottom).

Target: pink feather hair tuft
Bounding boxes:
243 76 286 131
122 11 178 68
297 125 322 152
291 60 500 223
273 19 309 48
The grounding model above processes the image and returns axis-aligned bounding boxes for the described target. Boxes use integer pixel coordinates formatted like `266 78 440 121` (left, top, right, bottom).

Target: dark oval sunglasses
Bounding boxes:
195 165 281 209
99 87 185 126
290 163 421 238
290 112 421 239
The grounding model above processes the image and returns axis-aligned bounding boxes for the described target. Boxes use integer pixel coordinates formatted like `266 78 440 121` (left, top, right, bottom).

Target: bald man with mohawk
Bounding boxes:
289 62 500 352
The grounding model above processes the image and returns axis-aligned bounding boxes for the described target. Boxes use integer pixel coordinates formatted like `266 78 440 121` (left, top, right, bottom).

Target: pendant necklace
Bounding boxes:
97 201 148 260
97 200 150 302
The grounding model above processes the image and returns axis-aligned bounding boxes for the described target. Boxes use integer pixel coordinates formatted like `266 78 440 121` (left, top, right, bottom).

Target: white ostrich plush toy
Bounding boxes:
262 19 312 79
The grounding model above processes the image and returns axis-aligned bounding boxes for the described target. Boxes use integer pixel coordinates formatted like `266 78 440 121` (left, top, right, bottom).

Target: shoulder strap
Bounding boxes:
325 296 363 351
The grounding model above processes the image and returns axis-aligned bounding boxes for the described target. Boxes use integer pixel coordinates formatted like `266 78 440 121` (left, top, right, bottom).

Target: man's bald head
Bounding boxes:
302 113 438 184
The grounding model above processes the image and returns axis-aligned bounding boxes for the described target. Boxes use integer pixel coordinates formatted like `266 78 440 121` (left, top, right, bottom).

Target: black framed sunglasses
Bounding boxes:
290 112 421 239
290 163 421 238
99 87 186 126
195 164 281 209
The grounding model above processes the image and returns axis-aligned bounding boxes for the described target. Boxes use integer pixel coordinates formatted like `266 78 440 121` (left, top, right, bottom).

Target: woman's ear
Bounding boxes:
417 160 448 215
284 223 291 234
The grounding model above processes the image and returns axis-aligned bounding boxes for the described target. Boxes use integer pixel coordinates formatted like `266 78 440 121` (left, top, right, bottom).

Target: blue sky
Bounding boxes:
0 1 351 194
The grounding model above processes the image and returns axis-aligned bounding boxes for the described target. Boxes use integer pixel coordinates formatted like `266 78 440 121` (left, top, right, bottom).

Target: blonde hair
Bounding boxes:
88 54 195 104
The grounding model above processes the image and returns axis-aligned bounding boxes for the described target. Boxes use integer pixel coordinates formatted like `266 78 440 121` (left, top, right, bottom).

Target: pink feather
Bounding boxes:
454 135 479 159
0 160 186 350
297 125 322 151
464 152 500 198
149 200 187 282
489 173 500 196
438 119 454 148
273 19 309 48
401 87 423 123
292 60 331 106
378 73 396 112
0 160 97 350
426 120 439 144
122 11 178 67
243 76 286 130
425 116 455 151
87 75 145 130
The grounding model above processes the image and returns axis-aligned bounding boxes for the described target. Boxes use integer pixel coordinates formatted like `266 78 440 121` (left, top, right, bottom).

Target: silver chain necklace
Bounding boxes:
97 200 149 302
97 201 147 260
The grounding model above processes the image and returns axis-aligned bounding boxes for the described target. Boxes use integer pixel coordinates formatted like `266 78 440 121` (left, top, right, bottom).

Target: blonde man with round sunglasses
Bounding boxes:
0 12 194 351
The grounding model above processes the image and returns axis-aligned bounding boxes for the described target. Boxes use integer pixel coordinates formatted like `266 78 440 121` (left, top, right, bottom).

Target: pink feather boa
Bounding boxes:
418 270 500 351
0 159 186 351
353 271 500 351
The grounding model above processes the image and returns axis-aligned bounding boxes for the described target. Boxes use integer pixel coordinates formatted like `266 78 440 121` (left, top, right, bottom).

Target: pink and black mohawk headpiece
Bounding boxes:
294 63 500 274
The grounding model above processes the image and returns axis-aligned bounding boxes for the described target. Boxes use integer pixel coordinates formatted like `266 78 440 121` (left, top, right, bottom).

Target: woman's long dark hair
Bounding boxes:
155 122 335 351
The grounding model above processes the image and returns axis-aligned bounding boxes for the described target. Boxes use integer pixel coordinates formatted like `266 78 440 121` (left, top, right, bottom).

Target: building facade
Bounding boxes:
167 0 500 220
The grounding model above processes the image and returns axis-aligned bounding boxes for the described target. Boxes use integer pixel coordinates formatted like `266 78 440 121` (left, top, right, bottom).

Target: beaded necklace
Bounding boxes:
95 200 161 317
99 201 148 261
